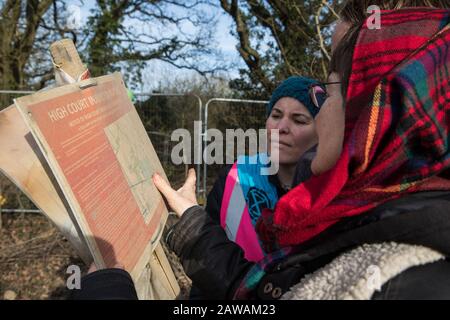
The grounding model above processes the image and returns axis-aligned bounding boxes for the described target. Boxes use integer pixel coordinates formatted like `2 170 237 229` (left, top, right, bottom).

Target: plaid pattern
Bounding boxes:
233 246 294 300
256 9 450 249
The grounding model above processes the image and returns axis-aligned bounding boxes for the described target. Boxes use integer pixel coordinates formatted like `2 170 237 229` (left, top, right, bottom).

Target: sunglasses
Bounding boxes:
309 81 341 108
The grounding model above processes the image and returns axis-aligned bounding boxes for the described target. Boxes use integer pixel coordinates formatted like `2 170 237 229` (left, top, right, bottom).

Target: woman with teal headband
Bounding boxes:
205 76 331 259
170 75 327 299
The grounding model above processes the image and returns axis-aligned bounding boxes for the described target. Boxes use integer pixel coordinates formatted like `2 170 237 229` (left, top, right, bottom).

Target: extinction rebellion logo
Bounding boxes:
246 187 271 223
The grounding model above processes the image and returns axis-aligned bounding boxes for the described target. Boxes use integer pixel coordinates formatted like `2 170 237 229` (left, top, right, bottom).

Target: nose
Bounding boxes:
276 117 290 134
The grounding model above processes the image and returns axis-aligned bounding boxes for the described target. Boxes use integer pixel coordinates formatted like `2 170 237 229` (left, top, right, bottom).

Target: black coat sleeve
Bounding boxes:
167 205 254 299
70 268 138 300
371 258 450 300
205 165 232 224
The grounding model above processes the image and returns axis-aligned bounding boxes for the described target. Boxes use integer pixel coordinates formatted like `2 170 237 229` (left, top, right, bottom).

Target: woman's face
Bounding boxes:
266 97 318 166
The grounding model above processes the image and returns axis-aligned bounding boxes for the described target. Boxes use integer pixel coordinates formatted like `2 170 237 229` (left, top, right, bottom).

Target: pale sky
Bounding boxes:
67 0 243 92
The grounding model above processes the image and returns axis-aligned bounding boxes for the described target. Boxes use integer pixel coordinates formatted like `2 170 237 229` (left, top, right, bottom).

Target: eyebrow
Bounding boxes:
272 108 312 120
292 112 311 120
272 107 282 113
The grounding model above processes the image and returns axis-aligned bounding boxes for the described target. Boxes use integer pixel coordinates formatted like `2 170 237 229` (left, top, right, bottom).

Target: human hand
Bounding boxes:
152 168 198 217
311 72 345 175
325 72 344 100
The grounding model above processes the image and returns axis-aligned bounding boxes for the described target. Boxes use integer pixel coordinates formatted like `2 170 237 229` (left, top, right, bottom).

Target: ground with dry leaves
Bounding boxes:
0 212 191 300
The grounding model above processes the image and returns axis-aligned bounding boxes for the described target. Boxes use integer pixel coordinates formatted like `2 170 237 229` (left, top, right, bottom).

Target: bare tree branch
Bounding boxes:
315 2 331 62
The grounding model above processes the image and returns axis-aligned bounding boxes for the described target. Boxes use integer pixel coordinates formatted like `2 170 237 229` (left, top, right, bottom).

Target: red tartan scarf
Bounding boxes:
256 8 450 250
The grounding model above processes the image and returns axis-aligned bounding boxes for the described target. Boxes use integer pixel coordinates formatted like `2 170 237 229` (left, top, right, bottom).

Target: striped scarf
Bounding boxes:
256 8 450 250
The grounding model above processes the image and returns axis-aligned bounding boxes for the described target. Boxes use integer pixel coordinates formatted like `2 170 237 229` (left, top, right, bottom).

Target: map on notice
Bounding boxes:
14 72 168 281
105 113 160 224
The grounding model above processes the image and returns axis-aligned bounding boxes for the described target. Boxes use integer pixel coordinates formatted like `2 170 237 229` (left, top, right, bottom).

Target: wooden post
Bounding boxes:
50 39 87 82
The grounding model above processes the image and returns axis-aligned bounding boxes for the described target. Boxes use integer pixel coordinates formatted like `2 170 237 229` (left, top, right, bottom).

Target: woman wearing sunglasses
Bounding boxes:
153 3 450 300
181 75 342 299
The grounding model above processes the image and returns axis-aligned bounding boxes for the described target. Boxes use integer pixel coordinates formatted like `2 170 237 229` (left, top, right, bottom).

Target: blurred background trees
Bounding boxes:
0 0 341 98
220 0 342 98
0 0 223 94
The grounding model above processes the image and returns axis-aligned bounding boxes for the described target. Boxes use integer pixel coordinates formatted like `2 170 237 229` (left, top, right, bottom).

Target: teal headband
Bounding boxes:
267 76 322 117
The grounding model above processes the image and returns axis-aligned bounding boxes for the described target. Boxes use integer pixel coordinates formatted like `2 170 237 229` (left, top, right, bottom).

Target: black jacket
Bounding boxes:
167 190 450 300
72 191 450 300
70 268 138 300
189 165 291 299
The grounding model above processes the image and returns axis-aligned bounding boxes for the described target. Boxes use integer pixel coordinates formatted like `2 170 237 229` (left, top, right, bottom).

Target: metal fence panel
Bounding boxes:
0 90 202 212
1 89 270 211
201 98 268 200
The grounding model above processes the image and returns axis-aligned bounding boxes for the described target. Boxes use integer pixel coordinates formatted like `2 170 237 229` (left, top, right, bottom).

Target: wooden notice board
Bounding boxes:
0 104 91 263
14 72 169 282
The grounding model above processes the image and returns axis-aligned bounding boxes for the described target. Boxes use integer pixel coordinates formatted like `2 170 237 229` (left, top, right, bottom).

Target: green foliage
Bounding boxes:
221 0 344 98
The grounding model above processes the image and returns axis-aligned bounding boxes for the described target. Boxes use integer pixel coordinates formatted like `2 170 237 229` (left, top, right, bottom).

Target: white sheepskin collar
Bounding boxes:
281 242 444 300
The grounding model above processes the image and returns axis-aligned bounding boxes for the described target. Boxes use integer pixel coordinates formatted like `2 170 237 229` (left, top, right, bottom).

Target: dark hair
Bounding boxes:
329 25 359 99
329 0 450 97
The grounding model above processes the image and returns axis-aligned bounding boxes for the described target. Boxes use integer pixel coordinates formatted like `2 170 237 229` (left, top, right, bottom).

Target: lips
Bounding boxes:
272 140 292 147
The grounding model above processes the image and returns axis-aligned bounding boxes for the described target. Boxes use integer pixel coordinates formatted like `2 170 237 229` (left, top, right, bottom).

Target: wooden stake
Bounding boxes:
50 39 87 82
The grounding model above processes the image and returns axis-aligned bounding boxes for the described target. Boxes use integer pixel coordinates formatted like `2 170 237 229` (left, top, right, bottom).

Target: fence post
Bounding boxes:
202 98 269 200
135 92 203 199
